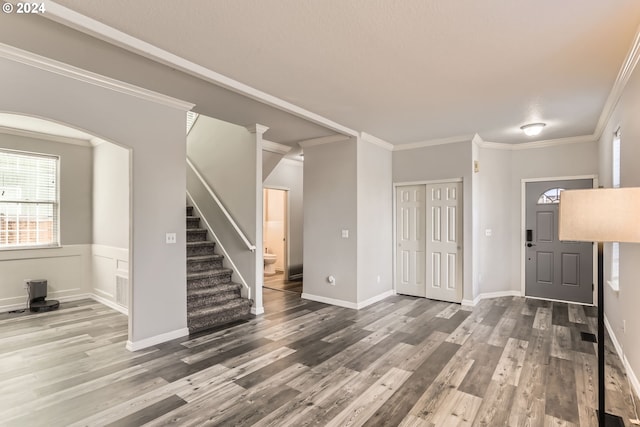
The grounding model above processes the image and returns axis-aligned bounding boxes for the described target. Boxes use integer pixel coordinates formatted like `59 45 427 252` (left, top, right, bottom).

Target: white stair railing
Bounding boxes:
186 158 256 252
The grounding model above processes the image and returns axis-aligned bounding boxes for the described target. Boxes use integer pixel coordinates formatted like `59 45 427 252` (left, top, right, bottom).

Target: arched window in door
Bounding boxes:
537 188 565 204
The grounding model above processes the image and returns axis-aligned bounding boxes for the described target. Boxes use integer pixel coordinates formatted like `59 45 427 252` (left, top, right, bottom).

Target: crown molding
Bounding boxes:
261 139 291 155
245 124 269 135
298 134 352 148
593 22 640 141
0 43 194 112
0 125 92 147
474 134 596 151
44 1 358 138
360 132 393 151
393 134 474 151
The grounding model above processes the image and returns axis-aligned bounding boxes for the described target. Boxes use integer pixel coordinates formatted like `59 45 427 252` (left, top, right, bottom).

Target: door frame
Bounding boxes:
520 175 598 305
393 178 464 299
263 186 290 280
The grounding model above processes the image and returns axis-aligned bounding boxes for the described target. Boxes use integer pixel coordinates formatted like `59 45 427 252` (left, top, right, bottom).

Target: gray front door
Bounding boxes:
525 179 593 304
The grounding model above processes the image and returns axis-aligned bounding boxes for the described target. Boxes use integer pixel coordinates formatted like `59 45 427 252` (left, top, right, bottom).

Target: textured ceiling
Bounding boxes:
51 0 640 145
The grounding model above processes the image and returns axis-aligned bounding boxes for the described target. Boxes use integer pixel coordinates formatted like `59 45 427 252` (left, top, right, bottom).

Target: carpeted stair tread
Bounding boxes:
186 241 214 248
187 254 223 262
187 268 233 280
187 282 241 298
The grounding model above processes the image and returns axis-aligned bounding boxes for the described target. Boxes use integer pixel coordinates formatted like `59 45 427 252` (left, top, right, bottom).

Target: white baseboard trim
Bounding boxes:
462 290 522 307
302 293 358 309
302 290 394 310
0 292 94 313
90 293 128 316
356 290 395 309
251 305 264 315
604 315 640 401
126 327 189 352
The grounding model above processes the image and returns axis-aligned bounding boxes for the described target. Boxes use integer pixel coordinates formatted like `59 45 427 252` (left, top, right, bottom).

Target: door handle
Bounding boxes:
526 243 536 248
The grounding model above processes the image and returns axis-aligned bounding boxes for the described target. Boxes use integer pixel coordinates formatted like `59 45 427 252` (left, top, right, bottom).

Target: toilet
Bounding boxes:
264 252 277 276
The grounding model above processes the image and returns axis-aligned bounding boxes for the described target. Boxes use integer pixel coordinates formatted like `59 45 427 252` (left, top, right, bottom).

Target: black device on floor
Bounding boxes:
27 279 59 312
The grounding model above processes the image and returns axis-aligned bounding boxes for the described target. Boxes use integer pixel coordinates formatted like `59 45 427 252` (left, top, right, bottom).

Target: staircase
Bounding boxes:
186 205 253 334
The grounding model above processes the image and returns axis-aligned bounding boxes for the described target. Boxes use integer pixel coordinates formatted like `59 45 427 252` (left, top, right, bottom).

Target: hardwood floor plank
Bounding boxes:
533 306 553 331
545 356 579 424
360 341 461 427
491 337 529 386
471 380 517 426
457 343 504 398
103 395 187 427
325 367 412 427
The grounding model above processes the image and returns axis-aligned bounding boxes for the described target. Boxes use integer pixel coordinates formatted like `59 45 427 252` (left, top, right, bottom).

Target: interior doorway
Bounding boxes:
263 187 302 294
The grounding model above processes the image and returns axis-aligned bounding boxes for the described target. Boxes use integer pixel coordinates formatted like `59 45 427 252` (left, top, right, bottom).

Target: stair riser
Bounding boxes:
186 218 200 229
187 244 216 257
187 230 208 242
187 292 242 308
186 206 194 216
188 307 252 333
187 259 224 273
188 273 233 289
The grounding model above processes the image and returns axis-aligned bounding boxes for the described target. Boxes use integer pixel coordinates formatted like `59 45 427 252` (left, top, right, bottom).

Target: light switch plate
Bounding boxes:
166 233 177 244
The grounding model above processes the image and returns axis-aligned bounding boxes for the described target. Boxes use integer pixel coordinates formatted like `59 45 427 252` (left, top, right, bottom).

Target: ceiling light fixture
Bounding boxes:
520 122 546 136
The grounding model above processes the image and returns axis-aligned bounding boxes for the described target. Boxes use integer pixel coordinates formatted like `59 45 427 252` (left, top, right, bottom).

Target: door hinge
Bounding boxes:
592 283 595 291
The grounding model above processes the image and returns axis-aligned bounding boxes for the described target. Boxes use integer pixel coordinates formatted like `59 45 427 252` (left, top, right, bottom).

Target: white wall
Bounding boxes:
599 54 640 395
187 115 262 310
303 139 358 304
0 132 93 310
0 55 188 348
264 159 304 278
357 139 393 302
393 141 475 302
92 142 130 311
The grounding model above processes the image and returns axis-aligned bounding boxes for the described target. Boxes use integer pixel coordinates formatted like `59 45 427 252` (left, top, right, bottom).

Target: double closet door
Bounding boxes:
395 181 463 303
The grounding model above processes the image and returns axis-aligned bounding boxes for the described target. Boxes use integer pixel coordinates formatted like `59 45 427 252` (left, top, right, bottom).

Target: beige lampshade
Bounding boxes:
558 188 640 243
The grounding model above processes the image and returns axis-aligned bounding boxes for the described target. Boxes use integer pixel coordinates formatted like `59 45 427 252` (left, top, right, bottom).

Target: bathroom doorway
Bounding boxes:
263 187 288 278
263 187 302 294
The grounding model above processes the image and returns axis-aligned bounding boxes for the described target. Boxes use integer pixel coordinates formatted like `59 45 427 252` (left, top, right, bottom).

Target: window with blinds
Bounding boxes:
0 149 59 248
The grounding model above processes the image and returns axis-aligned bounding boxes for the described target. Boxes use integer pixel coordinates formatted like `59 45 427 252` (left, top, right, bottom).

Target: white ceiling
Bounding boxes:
49 0 640 145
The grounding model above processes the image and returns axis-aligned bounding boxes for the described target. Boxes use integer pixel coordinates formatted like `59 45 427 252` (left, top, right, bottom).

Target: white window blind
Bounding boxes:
610 128 621 290
0 149 58 248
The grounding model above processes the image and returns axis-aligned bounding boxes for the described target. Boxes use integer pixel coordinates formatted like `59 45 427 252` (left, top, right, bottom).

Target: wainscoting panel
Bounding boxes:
0 244 91 312
91 244 129 312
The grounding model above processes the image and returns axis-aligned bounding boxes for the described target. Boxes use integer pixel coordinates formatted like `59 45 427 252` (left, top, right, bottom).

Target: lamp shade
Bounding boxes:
558 188 640 243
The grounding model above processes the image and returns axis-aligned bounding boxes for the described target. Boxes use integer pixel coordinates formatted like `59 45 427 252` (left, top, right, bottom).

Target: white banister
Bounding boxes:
186 158 256 252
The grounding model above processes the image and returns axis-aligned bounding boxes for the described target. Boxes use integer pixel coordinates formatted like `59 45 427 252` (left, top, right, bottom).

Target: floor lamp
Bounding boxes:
559 187 640 427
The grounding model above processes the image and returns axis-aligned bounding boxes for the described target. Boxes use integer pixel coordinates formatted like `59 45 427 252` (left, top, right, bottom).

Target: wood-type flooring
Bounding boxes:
0 289 638 426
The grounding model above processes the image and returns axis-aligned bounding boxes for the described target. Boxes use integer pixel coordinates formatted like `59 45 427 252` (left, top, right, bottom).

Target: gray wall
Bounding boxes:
93 142 129 249
0 133 92 245
264 159 304 276
599 53 640 390
303 139 358 303
507 142 598 294
393 141 474 302
357 139 393 301
476 147 512 294
1 56 188 346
